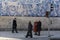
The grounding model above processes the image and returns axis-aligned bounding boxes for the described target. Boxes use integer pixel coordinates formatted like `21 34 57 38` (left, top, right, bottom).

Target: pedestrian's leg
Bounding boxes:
30 31 33 38
26 31 29 38
12 28 14 33
34 32 37 35
15 28 18 33
38 31 40 36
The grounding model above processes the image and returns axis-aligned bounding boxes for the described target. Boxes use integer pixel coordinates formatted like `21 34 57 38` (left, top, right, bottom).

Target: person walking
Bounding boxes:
12 18 18 33
37 21 42 36
26 21 33 38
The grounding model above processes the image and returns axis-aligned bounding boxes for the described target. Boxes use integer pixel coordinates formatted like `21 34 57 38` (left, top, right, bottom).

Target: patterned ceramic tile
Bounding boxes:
0 0 60 17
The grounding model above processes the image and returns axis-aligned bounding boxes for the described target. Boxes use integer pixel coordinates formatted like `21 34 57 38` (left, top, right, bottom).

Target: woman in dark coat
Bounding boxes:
26 21 33 38
37 21 42 36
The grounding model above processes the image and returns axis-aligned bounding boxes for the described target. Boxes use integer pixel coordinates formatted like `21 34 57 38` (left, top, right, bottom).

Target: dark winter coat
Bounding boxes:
37 21 41 31
12 19 17 28
28 22 33 31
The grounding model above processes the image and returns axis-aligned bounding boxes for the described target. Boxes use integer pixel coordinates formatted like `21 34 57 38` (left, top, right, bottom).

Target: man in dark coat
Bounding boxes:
12 18 18 33
26 21 33 38
37 21 42 36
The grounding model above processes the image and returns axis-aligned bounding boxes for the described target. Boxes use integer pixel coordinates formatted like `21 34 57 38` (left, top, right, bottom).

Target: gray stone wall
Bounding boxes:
0 16 60 31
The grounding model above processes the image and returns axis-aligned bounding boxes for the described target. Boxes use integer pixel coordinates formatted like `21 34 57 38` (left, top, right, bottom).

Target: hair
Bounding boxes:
29 21 31 24
45 11 50 17
14 18 16 20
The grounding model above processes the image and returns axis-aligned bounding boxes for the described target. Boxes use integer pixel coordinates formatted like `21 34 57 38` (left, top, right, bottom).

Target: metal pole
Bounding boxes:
48 3 54 37
48 17 51 37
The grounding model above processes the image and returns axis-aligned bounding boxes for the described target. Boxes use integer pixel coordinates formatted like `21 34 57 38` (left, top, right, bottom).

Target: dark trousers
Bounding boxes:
34 32 37 35
37 31 40 36
12 27 18 33
26 31 33 38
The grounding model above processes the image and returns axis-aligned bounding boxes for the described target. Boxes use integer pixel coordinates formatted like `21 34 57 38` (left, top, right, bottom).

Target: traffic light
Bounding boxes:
50 4 54 11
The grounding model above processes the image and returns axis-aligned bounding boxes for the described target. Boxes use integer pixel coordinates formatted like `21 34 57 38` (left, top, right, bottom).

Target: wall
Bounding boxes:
0 0 60 16
0 16 60 31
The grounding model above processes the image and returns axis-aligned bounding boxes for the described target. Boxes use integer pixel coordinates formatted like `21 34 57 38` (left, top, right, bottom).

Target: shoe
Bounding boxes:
25 36 28 38
16 32 18 33
31 37 33 38
38 35 40 36
34 33 37 35
12 32 14 33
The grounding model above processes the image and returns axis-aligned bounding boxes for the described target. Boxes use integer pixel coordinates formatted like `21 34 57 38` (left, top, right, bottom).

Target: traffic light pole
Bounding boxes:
48 17 52 37
47 3 54 38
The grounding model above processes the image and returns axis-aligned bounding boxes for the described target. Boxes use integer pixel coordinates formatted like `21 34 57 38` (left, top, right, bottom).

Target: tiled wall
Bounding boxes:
0 0 60 17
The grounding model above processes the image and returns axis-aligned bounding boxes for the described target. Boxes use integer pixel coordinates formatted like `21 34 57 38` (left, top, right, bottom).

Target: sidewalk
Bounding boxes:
0 31 60 40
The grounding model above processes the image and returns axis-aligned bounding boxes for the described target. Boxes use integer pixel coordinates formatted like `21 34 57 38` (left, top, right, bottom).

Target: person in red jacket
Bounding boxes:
33 21 38 35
